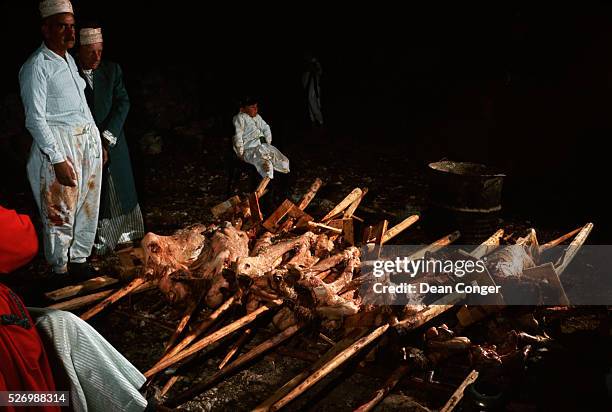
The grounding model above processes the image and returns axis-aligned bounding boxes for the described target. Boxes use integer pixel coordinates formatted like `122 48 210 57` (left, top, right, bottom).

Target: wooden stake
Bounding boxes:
166 323 304 408
440 370 479 412
555 223 594 276
47 289 114 311
381 215 419 244
297 178 323 210
540 227 582 252
211 195 241 218
256 177 271 198
218 328 254 369
343 188 368 219
158 296 236 369
145 300 282 378
45 276 119 301
160 375 180 398
470 229 504 259
269 324 390 411
80 277 146 321
307 221 343 234
262 200 296 232
353 363 411 412
253 328 369 412
165 300 198 351
395 292 465 332
408 231 461 260
321 188 363 222
249 192 263 224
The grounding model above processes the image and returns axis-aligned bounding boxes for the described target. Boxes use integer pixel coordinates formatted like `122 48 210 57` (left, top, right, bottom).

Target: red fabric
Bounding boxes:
0 284 60 412
0 206 39 274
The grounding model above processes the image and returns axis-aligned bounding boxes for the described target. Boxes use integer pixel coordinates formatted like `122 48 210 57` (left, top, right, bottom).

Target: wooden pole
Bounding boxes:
440 370 479 412
80 277 146 321
166 324 304 408
269 324 390 411
151 296 236 377
253 328 369 412
218 328 254 369
256 177 271 198
144 300 282 378
408 231 461 261
381 215 420 244
297 178 323 210
555 223 594 276
165 300 198 351
44 276 119 301
321 188 363 222
343 188 368 219
353 363 411 412
470 229 504 259
540 227 582 252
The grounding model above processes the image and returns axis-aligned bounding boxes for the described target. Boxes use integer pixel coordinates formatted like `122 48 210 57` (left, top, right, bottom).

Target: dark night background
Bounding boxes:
1 1 611 241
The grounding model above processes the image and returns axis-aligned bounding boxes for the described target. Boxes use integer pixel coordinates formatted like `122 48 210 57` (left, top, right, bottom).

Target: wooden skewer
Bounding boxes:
150 296 236 378
166 323 304 408
80 277 147 321
440 370 479 412
165 300 198 351
269 324 390 411
145 300 282 378
160 375 181 398
256 177 271 198
321 188 363 222
353 363 411 412
45 276 119 301
381 215 419 244
47 289 114 311
343 188 368 219
253 328 369 412
555 223 594 276
540 227 582 252
470 229 504 259
394 292 465 332
407 231 461 261
218 328 254 369
308 221 343 234
297 178 323 210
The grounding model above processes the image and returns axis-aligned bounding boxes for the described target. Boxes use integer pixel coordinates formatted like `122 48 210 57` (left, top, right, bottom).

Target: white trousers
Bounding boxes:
27 123 102 273
243 143 290 179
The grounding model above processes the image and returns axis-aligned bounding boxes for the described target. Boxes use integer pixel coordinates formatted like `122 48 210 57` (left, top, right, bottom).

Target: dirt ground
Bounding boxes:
5 124 611 411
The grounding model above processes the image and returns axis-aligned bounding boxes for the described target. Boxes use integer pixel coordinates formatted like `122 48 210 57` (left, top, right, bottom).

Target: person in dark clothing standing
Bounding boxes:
77 26 144 256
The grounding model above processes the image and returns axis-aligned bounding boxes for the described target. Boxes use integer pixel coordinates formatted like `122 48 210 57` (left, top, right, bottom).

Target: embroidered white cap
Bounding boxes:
80 28 103 45
39 0 74 19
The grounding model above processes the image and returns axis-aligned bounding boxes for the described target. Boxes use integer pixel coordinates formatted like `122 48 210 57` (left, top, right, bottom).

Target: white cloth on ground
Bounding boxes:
232 112 289 179
29 308 147 412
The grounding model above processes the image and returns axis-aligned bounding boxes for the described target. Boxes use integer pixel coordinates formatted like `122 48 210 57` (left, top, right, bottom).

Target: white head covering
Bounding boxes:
39 0 74 19
80 28 103 45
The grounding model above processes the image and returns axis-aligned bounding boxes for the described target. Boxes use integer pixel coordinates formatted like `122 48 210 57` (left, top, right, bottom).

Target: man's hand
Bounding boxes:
53 160 77 187
103 147 109 166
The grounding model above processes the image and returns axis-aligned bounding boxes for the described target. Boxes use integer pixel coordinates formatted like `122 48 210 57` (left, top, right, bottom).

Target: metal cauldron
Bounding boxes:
426 161 505 243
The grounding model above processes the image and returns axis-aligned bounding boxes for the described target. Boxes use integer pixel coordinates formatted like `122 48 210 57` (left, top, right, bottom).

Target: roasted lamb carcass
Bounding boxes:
190 222 250 307
141 223 249 306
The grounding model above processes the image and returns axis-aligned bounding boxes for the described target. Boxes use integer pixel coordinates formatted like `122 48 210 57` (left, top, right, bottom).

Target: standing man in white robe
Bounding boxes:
19 0 102 282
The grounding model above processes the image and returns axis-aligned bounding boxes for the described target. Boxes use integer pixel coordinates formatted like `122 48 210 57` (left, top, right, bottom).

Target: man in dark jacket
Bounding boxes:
77 26 144 256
